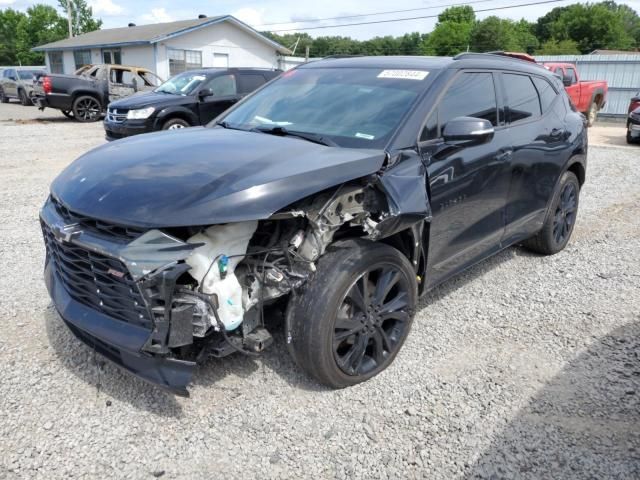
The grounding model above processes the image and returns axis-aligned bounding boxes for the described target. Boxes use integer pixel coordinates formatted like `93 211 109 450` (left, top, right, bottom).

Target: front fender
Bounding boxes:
154 106 198 127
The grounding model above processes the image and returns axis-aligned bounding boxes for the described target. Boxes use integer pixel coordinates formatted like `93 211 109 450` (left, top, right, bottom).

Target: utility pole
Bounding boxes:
66 0 73 38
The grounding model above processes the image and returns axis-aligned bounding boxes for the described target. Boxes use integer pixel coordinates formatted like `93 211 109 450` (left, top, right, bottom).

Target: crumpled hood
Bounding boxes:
51 127 387 228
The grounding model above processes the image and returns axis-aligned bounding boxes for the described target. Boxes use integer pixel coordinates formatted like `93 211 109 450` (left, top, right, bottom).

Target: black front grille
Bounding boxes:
42 222 153 329
106 107 128 123
51 197 144 243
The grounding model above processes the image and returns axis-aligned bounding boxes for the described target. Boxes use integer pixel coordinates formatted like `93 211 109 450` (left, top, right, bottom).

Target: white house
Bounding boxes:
32 15 291 79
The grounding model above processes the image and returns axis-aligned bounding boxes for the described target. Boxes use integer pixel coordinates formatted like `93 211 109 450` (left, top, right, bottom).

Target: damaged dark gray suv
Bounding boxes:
41 54 587 395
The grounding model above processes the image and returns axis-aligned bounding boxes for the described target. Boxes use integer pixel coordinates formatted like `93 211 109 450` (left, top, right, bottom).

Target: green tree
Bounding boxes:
423 6 475 56
57 0 102 36
536 2 635 53
0 8 27 65
15 4 67 65
536 39 580 55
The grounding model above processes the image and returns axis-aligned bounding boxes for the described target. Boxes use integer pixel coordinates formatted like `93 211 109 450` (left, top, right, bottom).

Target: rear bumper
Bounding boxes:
45 258 196 396
35 93 73 111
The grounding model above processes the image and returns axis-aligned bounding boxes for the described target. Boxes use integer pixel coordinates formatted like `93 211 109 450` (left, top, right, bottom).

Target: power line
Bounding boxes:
255 0 497 28
267 0 571 32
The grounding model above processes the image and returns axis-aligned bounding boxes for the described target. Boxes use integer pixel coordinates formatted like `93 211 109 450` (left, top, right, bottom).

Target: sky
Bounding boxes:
3 0 640 40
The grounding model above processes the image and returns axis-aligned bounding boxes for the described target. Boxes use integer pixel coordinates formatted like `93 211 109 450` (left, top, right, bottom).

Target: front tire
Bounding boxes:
72 95 101 122
523 171 580 255
162 118 190 130
288 240 417 388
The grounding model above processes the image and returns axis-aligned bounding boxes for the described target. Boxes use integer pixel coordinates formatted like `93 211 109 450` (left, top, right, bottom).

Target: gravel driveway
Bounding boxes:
1 103 639 479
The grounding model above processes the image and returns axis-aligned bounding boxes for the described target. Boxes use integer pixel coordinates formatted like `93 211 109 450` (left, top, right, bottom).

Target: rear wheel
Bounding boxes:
18 89 31 106
288 240 417 388
72 95 101 122
162 118 190 130
586 101 598 127
523 171 580 255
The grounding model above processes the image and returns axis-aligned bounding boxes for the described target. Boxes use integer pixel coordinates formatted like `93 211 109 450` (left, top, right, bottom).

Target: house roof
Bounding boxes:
32 15 290 54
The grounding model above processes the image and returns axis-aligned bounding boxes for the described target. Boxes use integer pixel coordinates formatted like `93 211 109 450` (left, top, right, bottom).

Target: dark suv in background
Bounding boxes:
104 67 281 140
42 55 586 395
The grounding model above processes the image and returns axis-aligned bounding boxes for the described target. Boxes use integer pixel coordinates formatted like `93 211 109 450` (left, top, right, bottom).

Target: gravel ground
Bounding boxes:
0 102 639 479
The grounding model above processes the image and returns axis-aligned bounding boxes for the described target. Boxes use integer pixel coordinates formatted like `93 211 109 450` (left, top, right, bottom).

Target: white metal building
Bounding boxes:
32 15 291 79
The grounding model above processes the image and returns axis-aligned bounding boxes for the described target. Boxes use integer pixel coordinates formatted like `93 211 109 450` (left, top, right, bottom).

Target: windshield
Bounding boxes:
18 70 41 80
218 67 430 148
155 71 206 95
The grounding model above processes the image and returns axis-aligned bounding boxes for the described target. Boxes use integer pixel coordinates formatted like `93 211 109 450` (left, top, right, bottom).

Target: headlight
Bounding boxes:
127 107 155 120
630 111 640 122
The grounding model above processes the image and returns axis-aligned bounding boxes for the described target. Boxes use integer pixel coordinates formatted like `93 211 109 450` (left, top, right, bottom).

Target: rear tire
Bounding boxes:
586 101 598 127
18 89 31 106
288 240 417 388
162 118 190 130
72 95 102 122
523 171 580 255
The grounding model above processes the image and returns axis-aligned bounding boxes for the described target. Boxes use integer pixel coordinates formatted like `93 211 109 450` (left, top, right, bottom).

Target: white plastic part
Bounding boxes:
186 221 257 331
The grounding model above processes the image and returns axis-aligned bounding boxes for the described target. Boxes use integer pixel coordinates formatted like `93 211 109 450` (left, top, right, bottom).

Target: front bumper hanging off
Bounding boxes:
40 197 202 396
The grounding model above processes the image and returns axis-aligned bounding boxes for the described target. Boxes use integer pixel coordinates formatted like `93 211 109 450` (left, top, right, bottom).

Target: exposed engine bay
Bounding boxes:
138 182 392 359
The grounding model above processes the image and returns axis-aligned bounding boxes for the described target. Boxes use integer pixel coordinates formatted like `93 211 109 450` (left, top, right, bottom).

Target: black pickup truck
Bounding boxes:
34 64 162 122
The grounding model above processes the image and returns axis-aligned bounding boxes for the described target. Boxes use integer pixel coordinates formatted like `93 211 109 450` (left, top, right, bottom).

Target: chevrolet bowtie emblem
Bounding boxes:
53 223 82 243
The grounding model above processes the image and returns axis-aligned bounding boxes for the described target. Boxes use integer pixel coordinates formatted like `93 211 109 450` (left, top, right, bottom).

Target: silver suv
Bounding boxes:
0 67 46 106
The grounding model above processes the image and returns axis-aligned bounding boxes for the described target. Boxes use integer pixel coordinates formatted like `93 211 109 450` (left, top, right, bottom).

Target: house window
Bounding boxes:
73 49 92 69
49 51 64 74
102 48 121 65
168 48 202 76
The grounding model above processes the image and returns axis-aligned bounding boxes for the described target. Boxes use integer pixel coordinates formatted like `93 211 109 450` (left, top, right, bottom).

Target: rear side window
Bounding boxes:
204 74 237 96
421 72 498 141
532 77 557 113
503 74 541 123
238 74 266 93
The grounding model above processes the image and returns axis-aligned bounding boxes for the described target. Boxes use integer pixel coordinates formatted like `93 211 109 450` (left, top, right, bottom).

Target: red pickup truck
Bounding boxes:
543 63 608 126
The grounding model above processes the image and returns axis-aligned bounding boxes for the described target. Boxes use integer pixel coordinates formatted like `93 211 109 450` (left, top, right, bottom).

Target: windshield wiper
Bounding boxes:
216 121 248 131
251 125 336 147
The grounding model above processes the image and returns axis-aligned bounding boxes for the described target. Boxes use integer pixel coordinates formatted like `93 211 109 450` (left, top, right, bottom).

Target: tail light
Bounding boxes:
43 76 52 94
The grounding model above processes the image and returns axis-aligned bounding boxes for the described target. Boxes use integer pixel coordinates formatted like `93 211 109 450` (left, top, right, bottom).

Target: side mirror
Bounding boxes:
562 75 572 87
442 117 494 145
9 75 17 81
198 88 214 99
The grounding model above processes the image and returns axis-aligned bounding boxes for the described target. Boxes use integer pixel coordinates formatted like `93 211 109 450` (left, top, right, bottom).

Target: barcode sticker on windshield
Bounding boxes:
378 70 429 80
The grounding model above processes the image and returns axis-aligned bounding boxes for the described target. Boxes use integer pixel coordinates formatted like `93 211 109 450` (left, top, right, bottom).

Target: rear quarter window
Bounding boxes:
238 74 267 93
532 76 558 113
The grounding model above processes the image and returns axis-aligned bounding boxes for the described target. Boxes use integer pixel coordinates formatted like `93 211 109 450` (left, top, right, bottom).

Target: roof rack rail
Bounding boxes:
453 51 538 63
322 55 364 59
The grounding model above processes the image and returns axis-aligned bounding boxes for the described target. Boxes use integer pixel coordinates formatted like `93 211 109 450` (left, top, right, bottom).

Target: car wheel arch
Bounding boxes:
155 108 196 128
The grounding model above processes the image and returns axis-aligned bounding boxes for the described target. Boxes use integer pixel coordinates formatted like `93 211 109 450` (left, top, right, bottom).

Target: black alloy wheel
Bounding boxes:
288 240 417 388
333 264 413 376
552 182 577 245
72 96 101 122
523 171 580 255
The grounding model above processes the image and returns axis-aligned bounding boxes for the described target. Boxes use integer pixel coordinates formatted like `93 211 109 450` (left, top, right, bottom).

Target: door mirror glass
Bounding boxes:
199 88 214 99
442 117 494 144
